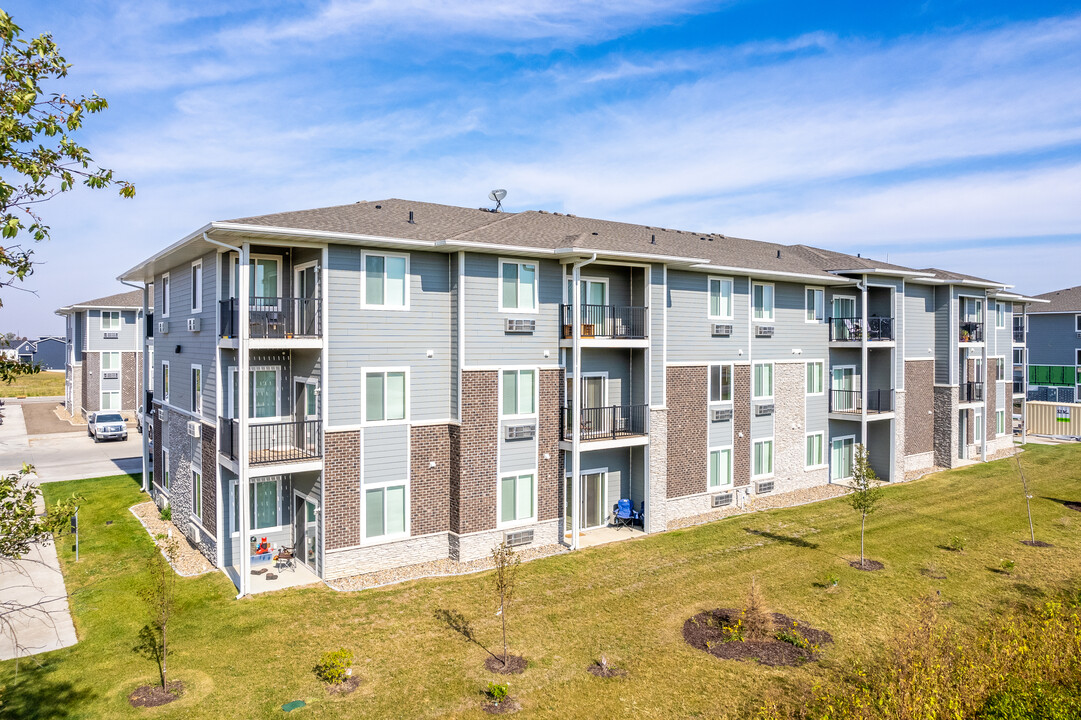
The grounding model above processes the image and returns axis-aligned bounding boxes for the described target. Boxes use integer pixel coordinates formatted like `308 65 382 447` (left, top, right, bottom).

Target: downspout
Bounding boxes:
570 253 597 552
120 279 151 494
203 232 240 253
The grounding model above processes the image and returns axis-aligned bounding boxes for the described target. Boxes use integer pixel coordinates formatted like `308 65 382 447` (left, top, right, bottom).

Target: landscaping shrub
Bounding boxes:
486 681 509 703
978 682 1081 720
743 577 774 640
314 648 353 685
158 504 171 522
948 535 966 552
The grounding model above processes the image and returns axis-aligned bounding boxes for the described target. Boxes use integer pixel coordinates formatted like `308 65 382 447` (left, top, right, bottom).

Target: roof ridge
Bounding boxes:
443 207 520 241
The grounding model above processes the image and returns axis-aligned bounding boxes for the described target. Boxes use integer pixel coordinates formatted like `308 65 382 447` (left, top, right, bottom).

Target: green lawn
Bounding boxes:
1 370 65 398
3 444 1080 719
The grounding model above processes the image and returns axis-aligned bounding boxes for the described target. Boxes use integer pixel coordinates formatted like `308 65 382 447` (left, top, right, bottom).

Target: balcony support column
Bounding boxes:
237 242 252 597
569 253 596 551
860 276 869 452
981 291 989 462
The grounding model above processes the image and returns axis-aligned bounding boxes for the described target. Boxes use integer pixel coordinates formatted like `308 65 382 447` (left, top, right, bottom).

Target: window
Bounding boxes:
1014 348 1024 365
805 433 825 468
501 369 536 416
250 256 282 305
753 439 774 478
805 288 824 322
102 352 120 371
974 411 984 443
365 370 407 422
162 361 170 402
709 277 733 319
161 449 171 491
500 260 537 312
709 364 732 403
752 283 774 321
709 448 732 488
996 410 1006 435
995 359 1005 382
100 391 120 410
753 362 774 399
364 484 407 539
251 478 279 529
500 473 536 524
191 365 202 414
101 311 120 331
161 273 170 317
995 302 1005 328
806 361 824 395
1076 315 1081 333
249 367 280 419
1076 349 1081 366
192 468 203 522
190 260 202 313
363 252 408 309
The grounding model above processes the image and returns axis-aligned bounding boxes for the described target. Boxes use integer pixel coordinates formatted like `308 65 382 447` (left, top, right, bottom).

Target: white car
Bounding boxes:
88 412 128 442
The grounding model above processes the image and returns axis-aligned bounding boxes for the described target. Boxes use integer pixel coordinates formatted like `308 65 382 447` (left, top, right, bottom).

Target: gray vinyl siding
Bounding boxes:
865 421 893 480
708 410 733 448
666 270 749 364
1026 313 1081 367
326 246 453 426
85 309 140 352
805 385 827 434
73 311 85 360
651 263 665 406
934 286 953 384
749 281 828 362
571 348 632 405
867 349 893 395
499 426 537 473
362 424 409 483
993 301 1013 356
292 470 323 578
461 253 561 367
904 284 936 360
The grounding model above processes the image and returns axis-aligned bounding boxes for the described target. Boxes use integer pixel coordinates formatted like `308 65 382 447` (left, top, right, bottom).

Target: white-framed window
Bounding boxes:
100 311 121 331
1013 347 1024 365
192 468 203 522
805 287 824 323
249 255 283 306
806 361 824 395
499 472 536 526
233 477 282 533
753 362 774 400
995 358 1005 382
162 361 170 402
364 369 407 423
100 390 120 411
501 369 536 417
709 363 732 403
362 251 408 309
709 277 733 319
995 301 1006 328
709 447 733 488
996 409 1006 435
500 259 538 312
1076 315 1081 333
974 410 984 443
364 482 408 540
805 432 825 469
249 367 281 419
161 272 170 318
752 439 774 479
831 436 855 481
191 365 202 414
752 282 774 321
101 351 120 371
161 448 171 491
190 259 202 313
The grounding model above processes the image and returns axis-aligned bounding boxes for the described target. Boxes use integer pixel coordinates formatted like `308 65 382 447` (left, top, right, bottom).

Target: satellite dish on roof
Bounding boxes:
488 189 507 212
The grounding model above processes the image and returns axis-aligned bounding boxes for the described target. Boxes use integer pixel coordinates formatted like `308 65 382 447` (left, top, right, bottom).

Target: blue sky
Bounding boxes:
3 0 1081 334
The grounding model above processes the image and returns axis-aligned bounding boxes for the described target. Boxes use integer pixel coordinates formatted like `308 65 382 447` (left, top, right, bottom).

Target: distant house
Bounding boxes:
55 290 151 420
12 336 66 370
1024 285 1081 403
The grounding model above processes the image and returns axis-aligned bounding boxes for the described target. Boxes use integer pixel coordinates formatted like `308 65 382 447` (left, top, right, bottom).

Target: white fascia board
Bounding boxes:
212 222 434 249
439 239 710 266
829 268 936 278
693 263 849 284
118 222 216 283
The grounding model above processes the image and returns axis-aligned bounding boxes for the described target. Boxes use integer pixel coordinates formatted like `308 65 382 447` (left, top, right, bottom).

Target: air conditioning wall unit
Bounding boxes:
711 323 733 337
756 480 775 495
755 325 775 337
186 420 201 438
158 407 168 422
711 492 734 508
102 371 119 380
187 318 201 332
103 331 119 339
157 321 169 335
711 407 733 422
755 403 775 416
504 424 536 440
504 529 534 547
504 318 536 334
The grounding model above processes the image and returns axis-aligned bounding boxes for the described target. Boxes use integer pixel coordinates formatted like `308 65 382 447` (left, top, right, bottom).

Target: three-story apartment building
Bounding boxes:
120 200 1036 595
1022 284 1080 404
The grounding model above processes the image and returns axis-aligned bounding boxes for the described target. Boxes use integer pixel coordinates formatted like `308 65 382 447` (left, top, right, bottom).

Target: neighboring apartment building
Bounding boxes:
1023 284 1081 403
119 199 1036 595
12 336 66 370
55 290 150 420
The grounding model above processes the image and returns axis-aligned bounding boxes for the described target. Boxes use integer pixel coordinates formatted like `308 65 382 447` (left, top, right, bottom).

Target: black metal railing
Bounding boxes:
1012 380 1024 394
561 404 648 441
828 317 894 342
219 297 322 340
146 313 154 338
249 419 322 465
829 388 894 414
219 417 238 461
959 321 984 343
560 305 648 339
962 381 984 403
1013 328 1025 343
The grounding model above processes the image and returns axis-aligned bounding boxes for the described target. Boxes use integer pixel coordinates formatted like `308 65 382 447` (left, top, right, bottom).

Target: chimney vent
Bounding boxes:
777 249 781 258
408 210 415 224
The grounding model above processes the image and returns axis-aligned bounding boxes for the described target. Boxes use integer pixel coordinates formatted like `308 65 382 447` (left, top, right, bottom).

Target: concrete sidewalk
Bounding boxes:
0 539 79 661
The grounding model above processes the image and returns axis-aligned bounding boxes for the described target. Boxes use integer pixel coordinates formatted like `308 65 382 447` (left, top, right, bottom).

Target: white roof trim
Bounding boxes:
828 268 936 278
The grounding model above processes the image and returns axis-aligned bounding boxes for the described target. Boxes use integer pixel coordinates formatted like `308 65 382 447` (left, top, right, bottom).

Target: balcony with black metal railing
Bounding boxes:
219 297 322 341
1012 380 1025 395
560 304 648 340
828 317 894 342
561 404 648 442
828 388 894 414
961 381 984 403
219 417 322 465
959 321 984 343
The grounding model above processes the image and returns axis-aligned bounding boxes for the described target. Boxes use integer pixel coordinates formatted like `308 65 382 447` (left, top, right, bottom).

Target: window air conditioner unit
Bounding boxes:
187 318 201 332
504 318 536 334
504 424 536 440
103 331 119 339
504 529 533 547
158 407 168 422
711 408 733 422
755 403 775 416
755 325 775 337
711 323 733 337
756 480 775 495
102 371 119 380
157 321 169 335
711 492 733 508
186 420 201 438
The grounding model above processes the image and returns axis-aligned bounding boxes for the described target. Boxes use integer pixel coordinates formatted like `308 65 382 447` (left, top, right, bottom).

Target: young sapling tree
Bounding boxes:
491 541 521 668
133 540 178 690
845 444 883 569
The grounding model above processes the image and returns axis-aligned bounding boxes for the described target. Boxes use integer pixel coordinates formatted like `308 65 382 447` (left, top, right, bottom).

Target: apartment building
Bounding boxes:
119 199 1036 595
1022 285 1080 403
55 290 150 420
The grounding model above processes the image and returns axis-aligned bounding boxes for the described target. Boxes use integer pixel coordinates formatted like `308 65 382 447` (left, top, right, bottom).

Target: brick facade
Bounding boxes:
733 364 751 486
324 430 361 549
457 371 498 534
904 361 934 455
986 359 997 441
122 351 138 410
410 424 452 535
84 352 100 414
666 366 707 498
200 422 217 536
537 368 564 522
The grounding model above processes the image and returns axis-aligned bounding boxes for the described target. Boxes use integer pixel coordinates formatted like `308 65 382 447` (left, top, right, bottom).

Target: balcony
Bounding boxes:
146 313 154 338
961 381 984 403
219 417 322 465
828 317 894 342
219 297 322 340
829 388 894 414
1013 380 1024 394
1013 328 1025 343
959 321 984 343
560 305 648 340
561 404 648 442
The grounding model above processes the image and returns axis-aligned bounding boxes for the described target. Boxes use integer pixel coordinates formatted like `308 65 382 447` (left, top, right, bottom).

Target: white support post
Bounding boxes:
141 285 150 493
237 243 252 596
981 293 989 462
571 262 582 551
860 277 869 452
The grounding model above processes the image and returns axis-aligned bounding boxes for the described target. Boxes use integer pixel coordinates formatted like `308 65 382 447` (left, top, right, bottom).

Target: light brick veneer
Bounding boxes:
648 409 668 532
537 369 564 523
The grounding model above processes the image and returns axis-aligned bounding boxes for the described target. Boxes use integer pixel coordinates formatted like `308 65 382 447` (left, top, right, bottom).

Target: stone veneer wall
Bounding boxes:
733 364 751 487
83 352 99 415
905 361 934 456
152 409 163 492
648 409 668 533
122 351 139 411
325 533 450 579
69 362 83 417
158 412 215 560
200 421 217 536
986 359 997 443
324 430 361 549
933 385 959 468
666 366 707 499
773 362 825 492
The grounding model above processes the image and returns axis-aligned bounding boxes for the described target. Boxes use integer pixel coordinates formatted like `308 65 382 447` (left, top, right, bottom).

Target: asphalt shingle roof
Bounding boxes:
1032 285 1081 313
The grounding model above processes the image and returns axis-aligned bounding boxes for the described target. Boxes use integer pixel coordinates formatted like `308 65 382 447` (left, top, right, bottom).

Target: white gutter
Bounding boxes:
569 252 597 552
203 231 240 252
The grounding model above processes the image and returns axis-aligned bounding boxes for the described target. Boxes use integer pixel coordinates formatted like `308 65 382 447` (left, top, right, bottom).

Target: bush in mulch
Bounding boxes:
683 609 833 666
482 681 520 714
850 559 885 571
128 681 184 708
485 654 527 674
326 676 362 695
587 655 627 678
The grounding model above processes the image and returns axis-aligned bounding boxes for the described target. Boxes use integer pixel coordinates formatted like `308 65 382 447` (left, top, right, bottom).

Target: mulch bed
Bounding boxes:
683 609 832 667
326 676 362 695
482 697 521 714
587 662 627 678
485 655 527 674
850 559 885 571
1021 540 1054 547
128 681 184 708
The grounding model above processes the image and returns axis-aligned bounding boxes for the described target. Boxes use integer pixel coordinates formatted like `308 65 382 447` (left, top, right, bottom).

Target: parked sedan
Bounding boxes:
88 412 128 442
